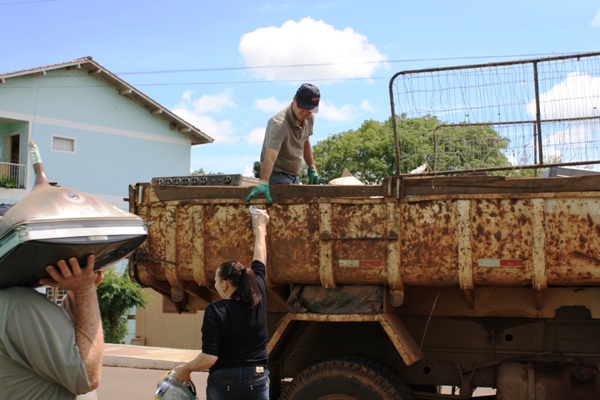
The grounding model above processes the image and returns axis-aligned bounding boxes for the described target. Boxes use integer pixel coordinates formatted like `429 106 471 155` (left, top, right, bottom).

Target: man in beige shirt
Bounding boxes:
246 83 321 202
0 256 104 399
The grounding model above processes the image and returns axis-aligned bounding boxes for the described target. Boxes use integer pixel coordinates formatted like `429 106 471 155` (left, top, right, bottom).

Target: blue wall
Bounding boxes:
0 68 200 206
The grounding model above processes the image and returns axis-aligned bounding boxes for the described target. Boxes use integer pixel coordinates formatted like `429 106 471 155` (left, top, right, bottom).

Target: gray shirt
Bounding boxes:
260 104 314 175
0 287 95 400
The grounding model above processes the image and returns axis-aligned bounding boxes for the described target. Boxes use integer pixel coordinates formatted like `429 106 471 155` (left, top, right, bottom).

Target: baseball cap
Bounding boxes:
295 83 320 113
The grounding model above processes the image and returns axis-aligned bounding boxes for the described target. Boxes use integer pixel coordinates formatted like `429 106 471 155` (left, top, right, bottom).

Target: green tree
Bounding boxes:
313 115 511 183
252 161 261 178
191 168 224 175
97 265 149 344
313 119 397 184
429 124 510 172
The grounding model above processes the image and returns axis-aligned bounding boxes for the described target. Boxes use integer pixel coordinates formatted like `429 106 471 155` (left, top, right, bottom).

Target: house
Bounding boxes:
0 57 212 346
0 56 212 206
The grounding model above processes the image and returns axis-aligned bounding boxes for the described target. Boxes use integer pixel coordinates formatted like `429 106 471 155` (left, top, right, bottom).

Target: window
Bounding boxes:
52 136 75 153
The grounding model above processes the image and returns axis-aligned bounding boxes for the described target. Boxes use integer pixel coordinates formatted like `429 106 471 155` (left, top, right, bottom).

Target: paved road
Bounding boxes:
97 366 209 400
96 366 496 400
97 345 495 399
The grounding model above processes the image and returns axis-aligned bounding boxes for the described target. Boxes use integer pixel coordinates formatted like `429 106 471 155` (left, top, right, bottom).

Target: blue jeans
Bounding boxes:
206 366 269 400
269 171 299 185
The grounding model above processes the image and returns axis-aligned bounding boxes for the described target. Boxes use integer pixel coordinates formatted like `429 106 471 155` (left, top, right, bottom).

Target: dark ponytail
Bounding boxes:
218 261 261 308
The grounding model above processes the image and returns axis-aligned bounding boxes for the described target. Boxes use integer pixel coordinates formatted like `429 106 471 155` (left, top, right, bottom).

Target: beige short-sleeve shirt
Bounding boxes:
260 104 314 175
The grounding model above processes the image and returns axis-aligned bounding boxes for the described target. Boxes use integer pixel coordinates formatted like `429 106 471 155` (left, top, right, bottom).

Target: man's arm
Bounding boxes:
40 256 103 390
247 147 278 202
260 147 279 182
304 138 319 184
253 210 269 264
303 138 315 168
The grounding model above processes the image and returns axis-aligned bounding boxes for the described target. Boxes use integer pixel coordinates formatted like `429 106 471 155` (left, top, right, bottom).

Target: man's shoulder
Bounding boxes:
269 105 290 125
0 287 61 323
0 286 44 302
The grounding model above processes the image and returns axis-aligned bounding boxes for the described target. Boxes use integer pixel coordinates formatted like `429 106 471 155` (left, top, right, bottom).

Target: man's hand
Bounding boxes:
308 166 319 185
40 255 97 294
246 180 273 202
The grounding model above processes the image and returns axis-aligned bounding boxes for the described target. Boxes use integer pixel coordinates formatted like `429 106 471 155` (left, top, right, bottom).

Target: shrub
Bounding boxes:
97 265 149 344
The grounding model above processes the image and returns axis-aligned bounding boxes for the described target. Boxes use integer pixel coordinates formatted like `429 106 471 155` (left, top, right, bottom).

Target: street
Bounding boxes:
96 366 495 399
97 366 209 400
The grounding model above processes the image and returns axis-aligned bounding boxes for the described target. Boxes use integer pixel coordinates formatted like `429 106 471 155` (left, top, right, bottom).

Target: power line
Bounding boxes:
133 76 389 87
0 0 57 5
115 53 571 75
0 76 389 89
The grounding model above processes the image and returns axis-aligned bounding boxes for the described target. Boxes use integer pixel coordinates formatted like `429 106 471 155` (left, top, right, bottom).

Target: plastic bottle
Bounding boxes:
249 205 266 236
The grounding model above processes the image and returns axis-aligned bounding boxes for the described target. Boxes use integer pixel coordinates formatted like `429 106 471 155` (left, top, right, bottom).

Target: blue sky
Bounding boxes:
2 0 600 176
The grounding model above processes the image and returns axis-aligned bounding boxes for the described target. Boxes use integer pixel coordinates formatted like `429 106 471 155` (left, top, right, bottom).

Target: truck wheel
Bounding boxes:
336 355 415 399
280 358 414 400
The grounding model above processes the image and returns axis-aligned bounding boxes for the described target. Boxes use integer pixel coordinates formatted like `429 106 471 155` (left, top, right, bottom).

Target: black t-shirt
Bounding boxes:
201 260 268 371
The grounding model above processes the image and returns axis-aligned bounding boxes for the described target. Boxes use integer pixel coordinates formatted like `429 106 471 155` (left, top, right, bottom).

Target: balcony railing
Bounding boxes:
0 162 26 189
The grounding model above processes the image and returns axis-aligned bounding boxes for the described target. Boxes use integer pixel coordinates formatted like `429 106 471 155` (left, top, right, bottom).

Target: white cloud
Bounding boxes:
526 72 600 119
238 17 388 82
255 92 375 123
360 100 375 112
246 127 266 145
190 152 258 176
243 165 255 177
255 97 288 113
190 89 236 114
255 97 373 122
319 101 357 121
171 90 237 143
592 9 600 28
182 90 192 102
542 123 600 163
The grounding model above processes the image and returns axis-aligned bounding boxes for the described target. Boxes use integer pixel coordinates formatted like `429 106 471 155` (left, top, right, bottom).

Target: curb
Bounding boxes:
103 343 198 370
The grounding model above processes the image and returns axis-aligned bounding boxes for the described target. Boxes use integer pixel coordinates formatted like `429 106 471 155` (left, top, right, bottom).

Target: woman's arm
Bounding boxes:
173 352 218 382
253 210 269 264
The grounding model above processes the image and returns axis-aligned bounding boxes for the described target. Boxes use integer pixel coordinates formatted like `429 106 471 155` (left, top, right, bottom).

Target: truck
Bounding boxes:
127 52 600 399
127 172 600 399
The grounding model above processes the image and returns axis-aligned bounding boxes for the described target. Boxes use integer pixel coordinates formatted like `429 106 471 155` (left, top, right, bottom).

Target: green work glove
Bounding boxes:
308 166 319 185
246 180 273 202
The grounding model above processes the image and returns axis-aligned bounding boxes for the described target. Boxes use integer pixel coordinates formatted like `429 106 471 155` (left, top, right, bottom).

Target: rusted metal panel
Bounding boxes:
267 313 424 367
532 199 547 292
401 175 600 197
152 184 383 202
319 203 335 288
202 203 255 277
471 199 533 286
269 203 321 286
497 362 600 400
386 202 404 306
457 200 474 291
332 203 389 286
129 177 600 314
545 198 600 285
190 206 205 288
402 200 460 285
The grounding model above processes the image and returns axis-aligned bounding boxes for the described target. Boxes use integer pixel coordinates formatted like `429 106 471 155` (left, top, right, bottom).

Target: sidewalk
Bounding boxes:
103 343 198 370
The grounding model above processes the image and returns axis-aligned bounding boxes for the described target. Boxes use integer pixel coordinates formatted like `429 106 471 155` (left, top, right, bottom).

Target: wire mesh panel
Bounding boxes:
389 52 600 175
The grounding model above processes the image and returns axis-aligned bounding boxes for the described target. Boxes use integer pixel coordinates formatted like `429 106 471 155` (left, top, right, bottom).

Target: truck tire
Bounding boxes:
336 356 416 399
280 358 415 400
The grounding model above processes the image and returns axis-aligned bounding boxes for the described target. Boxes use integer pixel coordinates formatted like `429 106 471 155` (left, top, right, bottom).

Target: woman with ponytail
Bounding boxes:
174 208 270 399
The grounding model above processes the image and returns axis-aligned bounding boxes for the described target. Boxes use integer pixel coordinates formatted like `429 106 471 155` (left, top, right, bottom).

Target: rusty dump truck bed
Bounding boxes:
128 174 600 319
